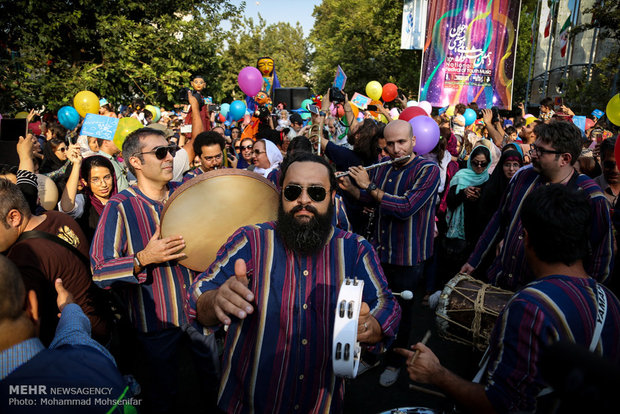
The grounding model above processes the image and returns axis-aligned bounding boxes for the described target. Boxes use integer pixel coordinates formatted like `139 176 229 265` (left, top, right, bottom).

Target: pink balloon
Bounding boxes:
238 66 263 97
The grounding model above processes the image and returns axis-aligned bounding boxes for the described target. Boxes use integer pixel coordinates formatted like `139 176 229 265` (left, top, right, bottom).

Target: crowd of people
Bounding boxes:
1 78 620 414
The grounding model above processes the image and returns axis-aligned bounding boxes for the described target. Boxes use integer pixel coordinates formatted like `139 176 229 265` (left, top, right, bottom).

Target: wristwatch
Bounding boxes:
134 253 143 269
366 183 378 192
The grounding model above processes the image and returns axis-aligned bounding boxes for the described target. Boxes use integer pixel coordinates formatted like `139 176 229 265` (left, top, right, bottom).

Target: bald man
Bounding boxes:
340 119 440 387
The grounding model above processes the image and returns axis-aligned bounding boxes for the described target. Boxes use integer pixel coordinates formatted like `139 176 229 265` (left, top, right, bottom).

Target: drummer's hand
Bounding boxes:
459 263 475 275
357 302 383 344
138 225 186 266
213 259 254 325
395 342 442 384
347 166 370 189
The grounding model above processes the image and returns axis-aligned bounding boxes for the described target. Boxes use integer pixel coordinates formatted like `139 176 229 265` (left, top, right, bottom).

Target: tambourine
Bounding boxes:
332 278 364 378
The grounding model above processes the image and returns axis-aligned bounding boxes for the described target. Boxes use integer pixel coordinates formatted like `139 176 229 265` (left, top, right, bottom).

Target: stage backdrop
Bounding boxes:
418 0 521 109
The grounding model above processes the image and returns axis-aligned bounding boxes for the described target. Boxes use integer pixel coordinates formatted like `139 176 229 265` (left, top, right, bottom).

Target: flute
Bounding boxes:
335 155 411 178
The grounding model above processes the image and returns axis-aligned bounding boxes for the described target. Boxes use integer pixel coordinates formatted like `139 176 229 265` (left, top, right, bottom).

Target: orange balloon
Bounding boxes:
382 83 398 102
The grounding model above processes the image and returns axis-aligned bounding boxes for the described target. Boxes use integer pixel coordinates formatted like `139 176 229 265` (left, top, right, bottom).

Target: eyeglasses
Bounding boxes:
57 147 67 152
529 144 563 157
471 161 488 168
202 152 223 162
241 145 253 151
253 150 266 156
283 184 327 203
138 145 179 160
91 175 113 186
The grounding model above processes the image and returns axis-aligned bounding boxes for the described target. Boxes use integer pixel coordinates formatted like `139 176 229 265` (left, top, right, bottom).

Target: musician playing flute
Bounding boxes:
189 153 401 413
340 119 440 387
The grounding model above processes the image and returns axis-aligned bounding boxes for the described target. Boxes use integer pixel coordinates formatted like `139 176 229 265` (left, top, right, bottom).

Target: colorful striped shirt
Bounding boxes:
182 166 205 182
364 156 440 266
484 275 620 413
187 222 401 414
90 184 194 333
468 166 613 290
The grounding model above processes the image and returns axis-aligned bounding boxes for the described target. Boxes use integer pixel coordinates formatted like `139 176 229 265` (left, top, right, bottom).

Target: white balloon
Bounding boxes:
419 101 433 116
406 100 418 107
389 108 400 119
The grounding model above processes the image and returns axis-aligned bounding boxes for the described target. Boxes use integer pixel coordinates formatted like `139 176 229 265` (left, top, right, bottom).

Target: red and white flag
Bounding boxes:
544 0 556 38
559 16 571 57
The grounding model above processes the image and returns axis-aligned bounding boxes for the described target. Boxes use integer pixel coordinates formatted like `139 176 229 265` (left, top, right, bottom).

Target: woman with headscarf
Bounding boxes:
40 137 72 194
444 144 492 260
59 147 117 242
252 139 283 178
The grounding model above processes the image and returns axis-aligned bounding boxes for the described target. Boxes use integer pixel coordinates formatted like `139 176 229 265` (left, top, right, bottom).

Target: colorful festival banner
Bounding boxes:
419 0 522 109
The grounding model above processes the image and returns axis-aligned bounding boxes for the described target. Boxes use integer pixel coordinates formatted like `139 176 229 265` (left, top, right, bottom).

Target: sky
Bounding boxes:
224 0 323 37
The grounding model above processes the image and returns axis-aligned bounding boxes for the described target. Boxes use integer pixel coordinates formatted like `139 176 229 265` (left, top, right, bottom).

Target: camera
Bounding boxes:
176 87 204 108
208 104 220 112
329 87 346 104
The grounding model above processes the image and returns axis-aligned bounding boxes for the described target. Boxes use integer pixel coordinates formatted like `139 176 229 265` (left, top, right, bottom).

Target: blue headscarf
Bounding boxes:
446 144 492 240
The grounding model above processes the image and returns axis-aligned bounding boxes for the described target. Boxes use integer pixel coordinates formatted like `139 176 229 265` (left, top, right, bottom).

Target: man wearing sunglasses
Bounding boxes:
91 128 219 412
183 131 228 182
340 119 440 387
189 152 400 413
461 121 613 292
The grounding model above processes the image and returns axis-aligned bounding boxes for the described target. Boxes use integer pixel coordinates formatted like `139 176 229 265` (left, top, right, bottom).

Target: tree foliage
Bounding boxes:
0 0 240 113
513 0 538 104
217 14 310 102
309 0 421 99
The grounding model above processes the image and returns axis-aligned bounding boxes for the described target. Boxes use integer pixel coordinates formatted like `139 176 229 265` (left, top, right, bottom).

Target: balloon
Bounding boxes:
445 106 455 117
409 116 440 155
237 66 263 97
379 114 388 123
220 103 230 117
301 99 313 111
615 136 620 168
218 114 226 123
399 106 428 122
389 107 400 119
366 81 383 101
418 101 432 116
144 105 161 123
407 100 418 107
57 106 80 130
350 103 359 118
113 117 143 151
15 111 29 119
585 118 595 130
606 94 620 126
229 100 246 120
73 90 100 118
382 83 398 102
463 108 476 126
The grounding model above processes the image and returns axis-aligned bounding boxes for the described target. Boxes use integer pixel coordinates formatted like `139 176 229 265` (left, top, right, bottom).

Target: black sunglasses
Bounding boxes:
241 144 253 151
471 161 488 167
283 184 327 202
139 145 179 160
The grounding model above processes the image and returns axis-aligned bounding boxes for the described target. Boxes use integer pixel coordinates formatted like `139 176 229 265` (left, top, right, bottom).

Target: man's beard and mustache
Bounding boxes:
276 201 334 255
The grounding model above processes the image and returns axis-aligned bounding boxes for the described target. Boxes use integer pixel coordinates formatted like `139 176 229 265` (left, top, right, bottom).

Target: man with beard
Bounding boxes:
183 131 227 181
461 121 613 291
188 152 401 414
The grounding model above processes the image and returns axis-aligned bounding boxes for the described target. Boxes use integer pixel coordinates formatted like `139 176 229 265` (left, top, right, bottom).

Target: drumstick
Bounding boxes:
393 290 413 300
408 383 447 399
410 330 432 365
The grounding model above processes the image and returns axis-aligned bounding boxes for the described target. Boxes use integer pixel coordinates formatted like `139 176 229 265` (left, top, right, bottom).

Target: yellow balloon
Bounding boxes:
445 106 455 117
606 94 620 126
379 114 388 123
114 117 143 151
365 81 383 101
15 111 29 119
73 90 100 118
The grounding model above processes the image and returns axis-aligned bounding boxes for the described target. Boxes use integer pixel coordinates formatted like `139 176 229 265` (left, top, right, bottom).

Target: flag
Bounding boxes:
559 16 571 57
543 0 557 38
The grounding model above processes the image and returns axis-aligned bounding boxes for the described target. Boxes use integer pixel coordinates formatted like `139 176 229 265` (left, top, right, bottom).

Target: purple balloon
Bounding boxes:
238 66 263 97
409 116 440 155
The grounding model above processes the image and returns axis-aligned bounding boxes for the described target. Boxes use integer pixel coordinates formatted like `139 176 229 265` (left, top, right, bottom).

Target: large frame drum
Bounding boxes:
160 169 279 272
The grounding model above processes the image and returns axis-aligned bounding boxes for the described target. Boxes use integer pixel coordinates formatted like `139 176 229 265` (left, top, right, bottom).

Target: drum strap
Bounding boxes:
473 282 609 397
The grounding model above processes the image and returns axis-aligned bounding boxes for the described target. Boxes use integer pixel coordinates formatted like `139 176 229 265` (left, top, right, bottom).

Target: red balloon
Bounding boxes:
399 106 427 122
382 83 398 102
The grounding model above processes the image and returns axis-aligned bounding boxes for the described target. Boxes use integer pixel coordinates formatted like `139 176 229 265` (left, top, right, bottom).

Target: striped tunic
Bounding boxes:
365 156 440 266
90 183 193 332
484 275 620 413
187 223 401 414
468 166 613 290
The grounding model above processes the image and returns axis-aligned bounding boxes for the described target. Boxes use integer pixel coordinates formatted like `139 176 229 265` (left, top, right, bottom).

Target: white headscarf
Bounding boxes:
253 139 283 177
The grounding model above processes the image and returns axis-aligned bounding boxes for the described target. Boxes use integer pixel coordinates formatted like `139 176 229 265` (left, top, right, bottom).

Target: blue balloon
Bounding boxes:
463 108 476 126
57 106 80 130
220 103 230 117
229 100 246 120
